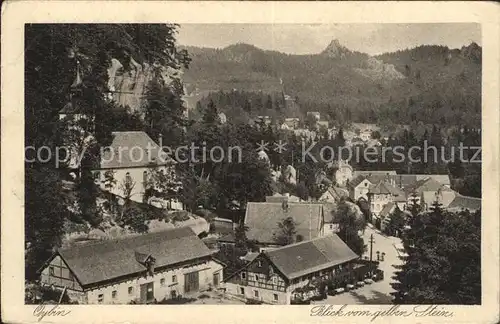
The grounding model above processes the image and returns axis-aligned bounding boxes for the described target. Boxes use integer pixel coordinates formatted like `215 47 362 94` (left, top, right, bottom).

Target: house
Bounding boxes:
38 227 224 304
446 194 481 212
352 170 397 179
222 234 360 304
266 193 301 203
283 117 300 129
213 217 235 235
415 174 451 188
404 177 455 210
367 181 406 230
256 115 272 126
367 181 405 217
244 202 328 248
334 160 353 187
306 111 321 121
317 120 329 129
319 186 349 204
360 130 372 142
93 131 181 208
348 175 372 201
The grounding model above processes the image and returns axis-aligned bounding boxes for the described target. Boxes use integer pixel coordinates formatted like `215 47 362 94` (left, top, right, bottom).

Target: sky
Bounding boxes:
176 23 481 55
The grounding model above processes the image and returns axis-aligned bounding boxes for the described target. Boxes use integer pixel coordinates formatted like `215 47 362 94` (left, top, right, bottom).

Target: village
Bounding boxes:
24 24 482 307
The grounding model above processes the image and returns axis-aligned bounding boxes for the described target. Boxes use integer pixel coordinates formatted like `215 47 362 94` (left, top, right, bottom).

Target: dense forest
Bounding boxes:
183 41 481 128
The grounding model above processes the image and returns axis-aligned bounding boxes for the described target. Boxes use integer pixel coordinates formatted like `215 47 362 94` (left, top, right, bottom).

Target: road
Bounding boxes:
313 224 404 305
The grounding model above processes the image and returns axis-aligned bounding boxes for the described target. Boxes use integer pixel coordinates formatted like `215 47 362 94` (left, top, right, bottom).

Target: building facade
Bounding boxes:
38 227 224 304
92 131 182 209
222 235 360 304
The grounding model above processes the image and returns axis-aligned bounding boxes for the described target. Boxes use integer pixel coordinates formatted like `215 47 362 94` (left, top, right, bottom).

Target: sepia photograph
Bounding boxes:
23 22 483 306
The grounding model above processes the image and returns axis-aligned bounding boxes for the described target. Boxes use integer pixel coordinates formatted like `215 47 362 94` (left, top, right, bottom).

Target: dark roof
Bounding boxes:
348 175 367 189
380 202 396 218
264 234 359 280
368 181 393 195
99 131 174 169
353 170 397 178
244 202 324 244
217 232 236 243
326 187 349 200
404 177 450 195
57 227 212 287
447 194 481 211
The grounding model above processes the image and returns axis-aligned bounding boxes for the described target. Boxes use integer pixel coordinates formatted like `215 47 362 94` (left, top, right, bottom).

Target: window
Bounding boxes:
254 290 259 298
160 278 165 286
241 272 246 279
273 294 279 301
272 277 277 284
98 294 104 304
49 266 54 276
258 260 262 267
171 290 177 299
365 183 368 187
255 274 259 281
112 290 117 299
128 287 133 295
172 275 177 283
239 287 245 295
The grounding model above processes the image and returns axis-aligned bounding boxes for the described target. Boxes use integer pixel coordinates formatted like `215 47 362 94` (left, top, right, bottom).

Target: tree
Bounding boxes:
384 206 406 237
25 24 189 284
331 199 366 255
273 217 298 246
25 168 68 280
120 173 136 201
392 203 481 304
120 205 148 233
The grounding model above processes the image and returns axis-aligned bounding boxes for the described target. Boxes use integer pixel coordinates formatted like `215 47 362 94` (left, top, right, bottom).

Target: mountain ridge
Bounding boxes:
181 40 481 127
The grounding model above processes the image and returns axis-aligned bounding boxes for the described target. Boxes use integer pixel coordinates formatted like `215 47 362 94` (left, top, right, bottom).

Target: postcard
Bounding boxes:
1 1 499 323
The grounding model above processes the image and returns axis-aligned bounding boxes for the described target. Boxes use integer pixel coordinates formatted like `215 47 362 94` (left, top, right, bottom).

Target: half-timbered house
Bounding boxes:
38 227 224 304
222 234 360 304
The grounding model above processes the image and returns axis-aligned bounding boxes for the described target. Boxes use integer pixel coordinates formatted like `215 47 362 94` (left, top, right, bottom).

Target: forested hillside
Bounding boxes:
182 41 481 127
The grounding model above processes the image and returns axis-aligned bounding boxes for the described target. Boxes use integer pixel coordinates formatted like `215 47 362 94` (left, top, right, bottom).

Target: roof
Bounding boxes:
447 194 481 211
368 181 393 195
244 202 324 244
56 227 212 287
404 177 450 195
415 174 450 186
353 170 397 178
99 131 173 169
263 234 359 280
241 252 259 262
348 175 368 189
380 202 396 218
321 186 349 202
217 232 236 243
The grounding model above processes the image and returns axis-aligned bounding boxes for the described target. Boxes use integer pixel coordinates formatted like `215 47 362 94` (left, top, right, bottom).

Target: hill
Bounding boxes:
181 41 481 127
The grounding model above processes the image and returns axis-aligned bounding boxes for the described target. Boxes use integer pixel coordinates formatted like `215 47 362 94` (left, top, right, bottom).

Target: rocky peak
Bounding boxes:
322 39 351 58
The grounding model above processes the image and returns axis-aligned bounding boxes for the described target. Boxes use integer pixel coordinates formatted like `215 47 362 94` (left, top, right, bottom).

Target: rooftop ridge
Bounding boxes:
264 233 336 253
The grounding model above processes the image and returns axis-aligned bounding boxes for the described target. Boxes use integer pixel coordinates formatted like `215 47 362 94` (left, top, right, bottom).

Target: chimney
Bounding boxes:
146 257 156 277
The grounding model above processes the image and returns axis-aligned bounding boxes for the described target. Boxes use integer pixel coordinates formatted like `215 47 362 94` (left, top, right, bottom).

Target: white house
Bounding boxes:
334 160 353 187
92 131 182 209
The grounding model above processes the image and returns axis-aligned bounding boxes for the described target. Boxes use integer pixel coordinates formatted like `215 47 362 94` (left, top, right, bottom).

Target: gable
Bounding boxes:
39 254 84 291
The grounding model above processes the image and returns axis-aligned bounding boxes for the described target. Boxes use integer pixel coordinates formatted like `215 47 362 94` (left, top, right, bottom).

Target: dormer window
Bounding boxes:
258 260 262 267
